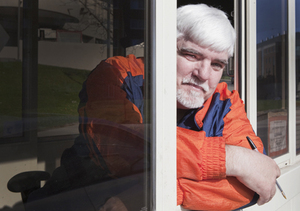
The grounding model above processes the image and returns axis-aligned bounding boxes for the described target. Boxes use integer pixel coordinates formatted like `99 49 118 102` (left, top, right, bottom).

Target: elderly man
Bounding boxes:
175 4 280 210
28 3 280 211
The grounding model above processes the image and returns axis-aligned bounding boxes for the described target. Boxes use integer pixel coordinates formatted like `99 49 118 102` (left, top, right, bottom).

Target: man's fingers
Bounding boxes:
257 185 277 206
226 145 281 205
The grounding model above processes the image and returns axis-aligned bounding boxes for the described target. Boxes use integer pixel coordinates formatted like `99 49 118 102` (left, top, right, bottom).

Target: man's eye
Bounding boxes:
212 63 225 70
184 54 198 61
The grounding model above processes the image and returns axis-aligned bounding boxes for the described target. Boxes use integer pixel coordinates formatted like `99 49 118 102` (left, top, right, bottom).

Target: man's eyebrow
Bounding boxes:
216 59 228 65
180 47 228 65
180 47 203 56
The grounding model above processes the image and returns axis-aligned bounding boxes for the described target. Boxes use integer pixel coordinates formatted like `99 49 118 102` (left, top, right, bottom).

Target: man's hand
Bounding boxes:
225 145 281 205
99 197 128 211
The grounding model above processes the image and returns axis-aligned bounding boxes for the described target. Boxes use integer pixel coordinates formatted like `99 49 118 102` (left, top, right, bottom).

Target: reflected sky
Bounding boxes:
257 0 287 43
297 0 300 32
257 0 300 43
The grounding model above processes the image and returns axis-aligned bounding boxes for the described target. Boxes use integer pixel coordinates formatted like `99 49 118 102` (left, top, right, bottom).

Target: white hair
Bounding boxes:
177 4 236 57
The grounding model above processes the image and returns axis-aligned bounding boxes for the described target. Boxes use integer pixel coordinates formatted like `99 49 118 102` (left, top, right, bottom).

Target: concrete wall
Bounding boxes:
0 41 108 70
0 41 144 70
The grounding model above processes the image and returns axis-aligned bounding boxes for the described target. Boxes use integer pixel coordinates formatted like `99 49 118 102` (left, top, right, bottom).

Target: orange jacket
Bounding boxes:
177 83 264 210
79 55 264 210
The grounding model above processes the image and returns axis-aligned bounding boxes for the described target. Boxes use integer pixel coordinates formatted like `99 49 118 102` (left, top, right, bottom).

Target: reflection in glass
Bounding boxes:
0 61 23 138
256 0 289 158
1 0 149 210
296 0 300 155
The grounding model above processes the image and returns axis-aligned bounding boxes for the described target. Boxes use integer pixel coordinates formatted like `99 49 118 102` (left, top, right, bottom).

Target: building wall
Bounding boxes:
0 41 108 70
0 41 144 70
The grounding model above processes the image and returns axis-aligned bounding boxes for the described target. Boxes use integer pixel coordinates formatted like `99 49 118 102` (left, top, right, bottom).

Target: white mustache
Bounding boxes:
182 76 209 92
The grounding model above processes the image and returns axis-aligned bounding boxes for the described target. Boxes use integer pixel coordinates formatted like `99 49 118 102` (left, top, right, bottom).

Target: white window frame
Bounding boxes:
245 0 299 168
151 0 177 210
244 0 300 210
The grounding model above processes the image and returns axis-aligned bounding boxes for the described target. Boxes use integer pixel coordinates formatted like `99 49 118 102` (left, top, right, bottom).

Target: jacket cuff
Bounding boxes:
201 137 226 180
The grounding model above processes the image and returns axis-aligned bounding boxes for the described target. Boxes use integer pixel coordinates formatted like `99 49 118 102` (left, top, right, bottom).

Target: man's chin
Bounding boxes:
177 99 204 110
177 89 205 109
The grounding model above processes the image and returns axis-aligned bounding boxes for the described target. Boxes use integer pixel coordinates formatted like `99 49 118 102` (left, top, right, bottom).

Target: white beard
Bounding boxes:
177 89 205 108
177 76 209 109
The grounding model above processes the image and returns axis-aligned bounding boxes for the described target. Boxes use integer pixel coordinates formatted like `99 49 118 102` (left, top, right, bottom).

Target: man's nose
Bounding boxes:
193 60 210 81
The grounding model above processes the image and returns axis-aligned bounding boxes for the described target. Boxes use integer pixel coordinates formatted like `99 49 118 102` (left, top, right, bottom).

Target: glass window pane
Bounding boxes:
296 0 300 155
0 60 23 138
1 1 150 210
256 0 289 158
0 4 23 138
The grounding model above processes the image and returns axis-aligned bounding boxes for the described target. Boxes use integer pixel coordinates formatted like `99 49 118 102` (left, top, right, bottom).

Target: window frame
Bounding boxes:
149 0 177 210
244 0 300 167
236 0 300 210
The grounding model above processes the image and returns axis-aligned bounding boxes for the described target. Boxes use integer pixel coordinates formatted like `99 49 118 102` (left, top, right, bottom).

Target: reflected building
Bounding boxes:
0 0 145 69
257 33 287 101
257 32 300 100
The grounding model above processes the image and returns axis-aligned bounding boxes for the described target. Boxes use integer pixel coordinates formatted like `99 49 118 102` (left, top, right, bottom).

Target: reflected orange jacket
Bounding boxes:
78 55 264 211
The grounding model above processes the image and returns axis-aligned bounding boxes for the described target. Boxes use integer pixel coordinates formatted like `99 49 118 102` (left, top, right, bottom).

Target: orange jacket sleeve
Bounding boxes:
78 55 145 177
78 54 144 126
177 129 255 210
177 83 264 211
